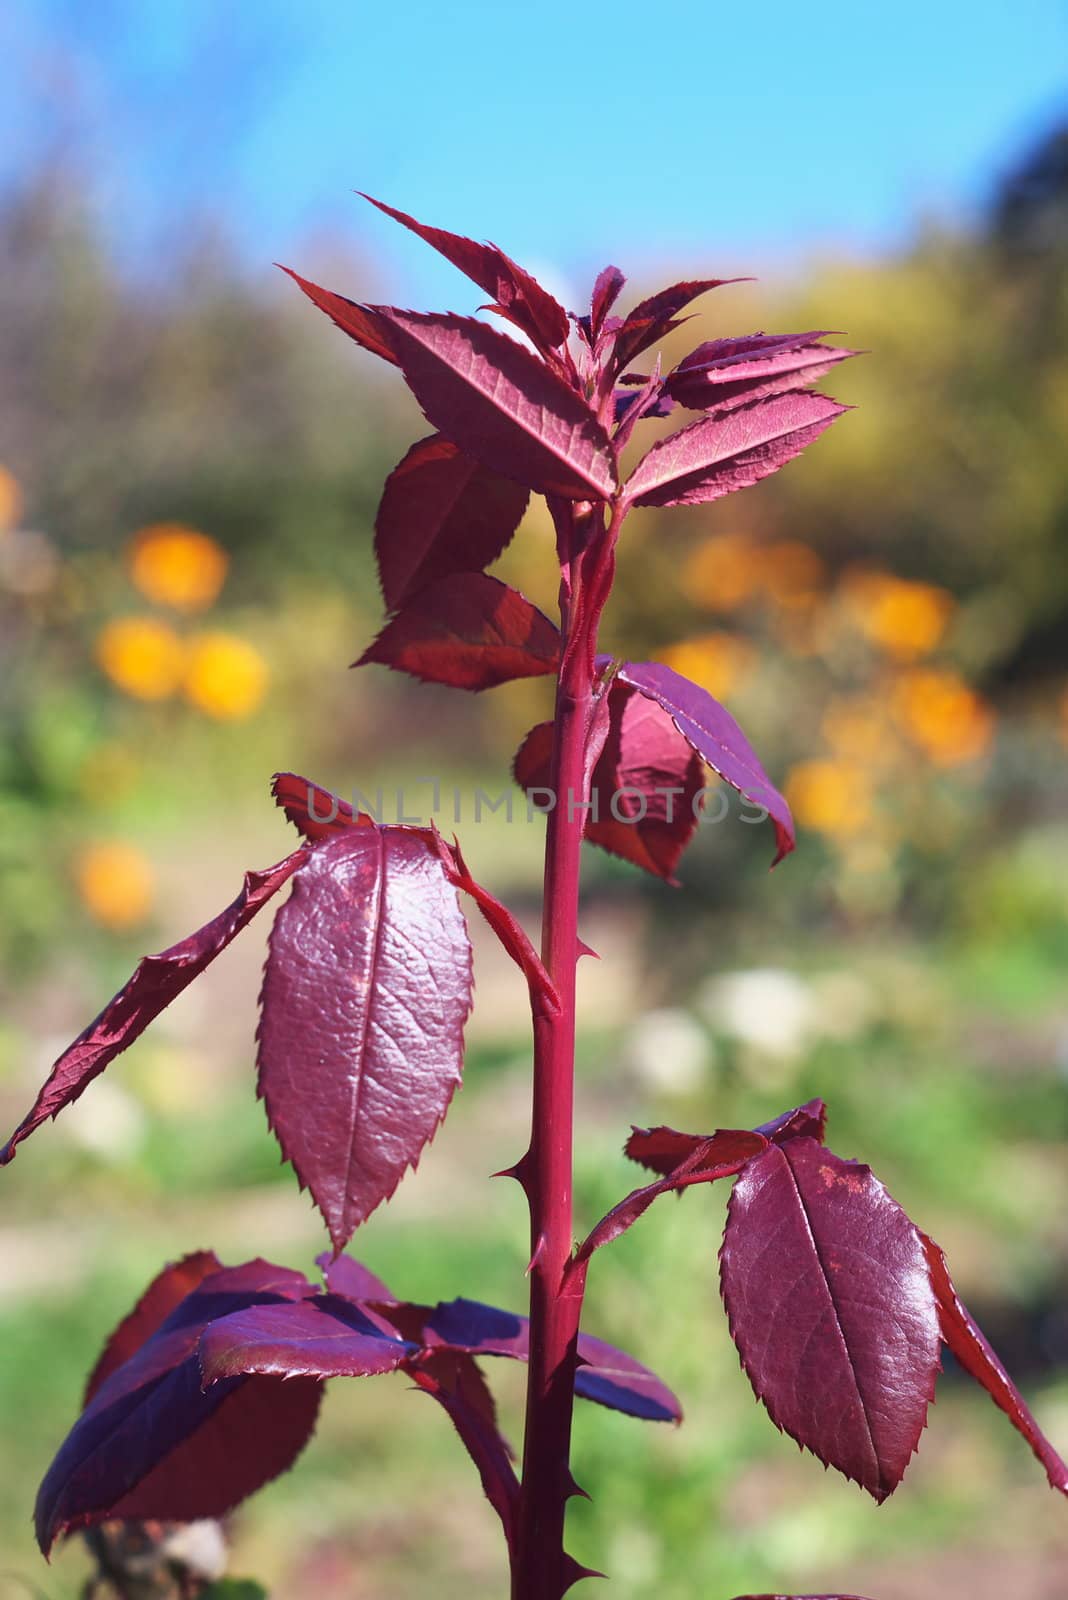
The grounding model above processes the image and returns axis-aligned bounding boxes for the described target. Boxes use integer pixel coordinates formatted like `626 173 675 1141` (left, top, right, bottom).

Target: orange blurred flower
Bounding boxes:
0 465 22 534
658 631 755 700
684 534 761 612
129 524 228 612
785 758 874 837
75 841 154 930
761 540 826 608
97 617 186 700
184 631 268 719
842 569 955 660
821 694 901 771
890 668 994 766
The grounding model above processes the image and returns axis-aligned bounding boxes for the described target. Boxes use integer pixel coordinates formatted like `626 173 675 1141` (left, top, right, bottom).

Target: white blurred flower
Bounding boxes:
625 1007 711 1093
698 968 818 1061
59 1077 146 1159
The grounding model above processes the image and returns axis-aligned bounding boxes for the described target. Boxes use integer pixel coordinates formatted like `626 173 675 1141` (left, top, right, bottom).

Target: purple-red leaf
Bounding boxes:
36 1260 321 1554
623 390 848 510
513 681 705 881
612 278 741 373
614 661 795 864
1 852 307 1165
256 826 473 1251
410 1351 521 1552
668 330 856 412
199 1293 416 1382
579 1129 768 1262
921 1232 1068 1496
356 572 559 691
623 1100 826 1179
280 267 398 365
86 1252 223 1402
758 1099 829 1146
720 1139 941 1501
361 194 569 354
414 1298 682 1424
370 309 618 500
317 1250 396 1304
272 771 367 843
590 265 626 339
374 433 530 612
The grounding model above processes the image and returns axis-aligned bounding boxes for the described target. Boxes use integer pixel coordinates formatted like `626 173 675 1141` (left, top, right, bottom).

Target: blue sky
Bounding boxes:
5 0 1067 306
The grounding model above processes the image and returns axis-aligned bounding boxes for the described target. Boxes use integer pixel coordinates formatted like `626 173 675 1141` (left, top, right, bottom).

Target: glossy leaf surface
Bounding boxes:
199 1293 416 1382
374 433 529 611
361 194 569 354
371 308 617 500
86 1252 223 1401
624 390 847 509
1 852 306 1164
922 1232 1068 1495
271 771 365 842
257 827 473 1250
668 330 855 412
357 572 560 690
37 1260 321 1554
513 682 704 881
615 661 795 863
720 1138 941 1501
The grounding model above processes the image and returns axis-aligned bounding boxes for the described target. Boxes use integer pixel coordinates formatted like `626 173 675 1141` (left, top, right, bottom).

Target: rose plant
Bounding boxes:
4 197 1066 1600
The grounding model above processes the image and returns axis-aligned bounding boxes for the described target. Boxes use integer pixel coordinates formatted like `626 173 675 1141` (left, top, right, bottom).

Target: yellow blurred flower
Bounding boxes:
684 534 761 612
96 617 186 700
658 631 755 700
0 465 22 534
128 523 228 612
184 631 268 719
75 841 154 930
890 668 994 766
842 569 955 660
785 758 874 837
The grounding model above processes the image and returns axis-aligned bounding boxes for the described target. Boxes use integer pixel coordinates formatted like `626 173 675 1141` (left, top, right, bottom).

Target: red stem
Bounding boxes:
512 521 605 1599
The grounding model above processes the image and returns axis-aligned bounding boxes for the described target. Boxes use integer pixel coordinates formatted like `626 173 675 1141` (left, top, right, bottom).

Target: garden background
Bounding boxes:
2 4 1068 1597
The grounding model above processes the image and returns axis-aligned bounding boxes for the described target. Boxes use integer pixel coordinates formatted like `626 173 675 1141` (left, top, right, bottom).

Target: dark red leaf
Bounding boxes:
360 194 570 354
257 827 473 1250
271 771 367 843
36 1260 321 1554
86 1252 223 1402
374 433 530 612
279 267 397 364
758 1099 828 1146
590 266 626 338
612 278 742 373
317 1251 396 1303
614 661 795 864
623 390 848 510
668 330 856 412
410 1352 521 1552
429 832 561 1019
370 308 617 500
579 1129 768 1262
720 1139 941 1501
198 1293 416 1382
513 682 705 882
1 852 307 1165
921 1232 1068 1496
356 572 560 691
